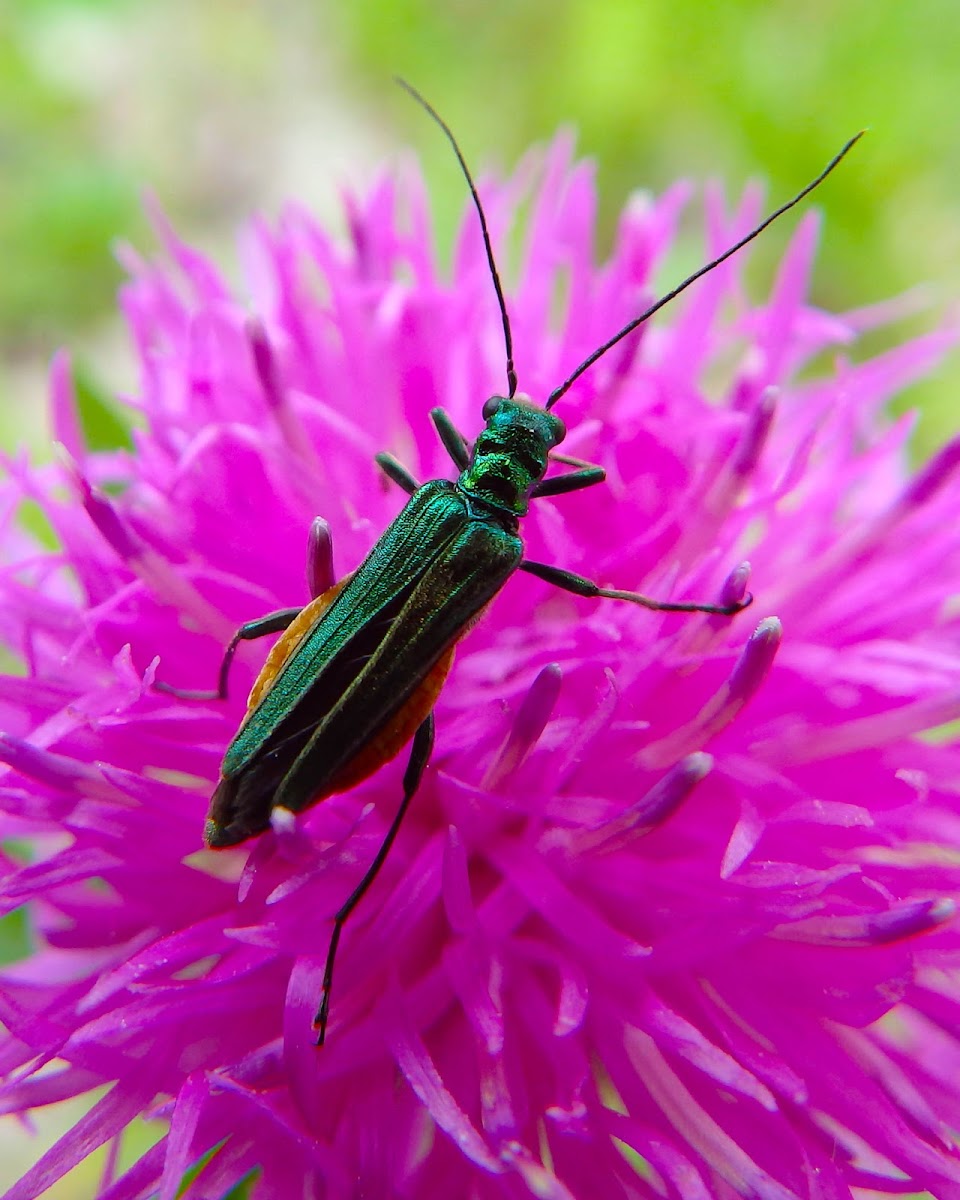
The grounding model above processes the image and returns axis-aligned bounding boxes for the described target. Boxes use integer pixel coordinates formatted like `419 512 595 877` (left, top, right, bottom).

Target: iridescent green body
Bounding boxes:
207 397 565 848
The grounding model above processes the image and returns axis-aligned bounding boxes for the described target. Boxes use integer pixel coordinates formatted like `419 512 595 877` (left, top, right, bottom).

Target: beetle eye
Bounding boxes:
482 396 503 420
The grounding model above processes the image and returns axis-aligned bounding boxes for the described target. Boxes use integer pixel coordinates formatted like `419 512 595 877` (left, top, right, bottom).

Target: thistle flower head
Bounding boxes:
2 136 960 1199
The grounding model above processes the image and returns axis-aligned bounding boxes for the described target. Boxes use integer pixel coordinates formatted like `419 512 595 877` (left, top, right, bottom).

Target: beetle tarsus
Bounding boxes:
520 559 753 616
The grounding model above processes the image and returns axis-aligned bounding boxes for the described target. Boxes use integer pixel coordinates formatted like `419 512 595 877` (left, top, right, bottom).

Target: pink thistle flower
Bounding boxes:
3 134 960 1199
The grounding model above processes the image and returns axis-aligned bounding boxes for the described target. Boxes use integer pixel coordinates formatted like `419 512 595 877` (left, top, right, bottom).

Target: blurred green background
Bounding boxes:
2 0 959 465
1 0 957 1193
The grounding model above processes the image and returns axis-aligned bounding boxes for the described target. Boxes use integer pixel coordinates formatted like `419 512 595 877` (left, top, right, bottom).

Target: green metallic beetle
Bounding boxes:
159 85 862 1043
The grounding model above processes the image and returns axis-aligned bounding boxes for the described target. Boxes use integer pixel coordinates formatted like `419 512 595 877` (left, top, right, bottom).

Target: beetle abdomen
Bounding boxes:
203 479 521 850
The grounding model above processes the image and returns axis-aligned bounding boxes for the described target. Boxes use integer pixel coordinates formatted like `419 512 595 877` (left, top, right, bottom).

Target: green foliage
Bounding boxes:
0 907 31 967
173 1139 229 1197
167 1138 261 1199
2 0 956 455
72 362 134 452
346 0 959 453
219 1168 262 1200
0 6 140 345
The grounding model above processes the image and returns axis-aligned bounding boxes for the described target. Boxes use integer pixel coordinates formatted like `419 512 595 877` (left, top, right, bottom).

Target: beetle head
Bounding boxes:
459 395 565 517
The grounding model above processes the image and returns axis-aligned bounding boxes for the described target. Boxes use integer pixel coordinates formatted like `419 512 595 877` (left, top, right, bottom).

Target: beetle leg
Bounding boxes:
376 410 469 493
154 607 304 702
532 464 606 498
430 407 470 470
375 452 421 496
314 712 435 1046
519 560 753 616
549 450 597 468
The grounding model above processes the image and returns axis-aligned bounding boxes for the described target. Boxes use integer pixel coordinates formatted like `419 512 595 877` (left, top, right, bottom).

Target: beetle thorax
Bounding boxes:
458 396 566 517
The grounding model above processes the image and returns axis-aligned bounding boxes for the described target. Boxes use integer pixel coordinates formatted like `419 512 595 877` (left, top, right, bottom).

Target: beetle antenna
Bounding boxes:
544 130 866 411
396 78 518 399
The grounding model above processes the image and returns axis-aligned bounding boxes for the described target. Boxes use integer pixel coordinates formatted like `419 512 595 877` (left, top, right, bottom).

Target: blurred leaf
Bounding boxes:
174 1138 228 1197
0 908 31 967
73 362 133 452
220 1168 262 1199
